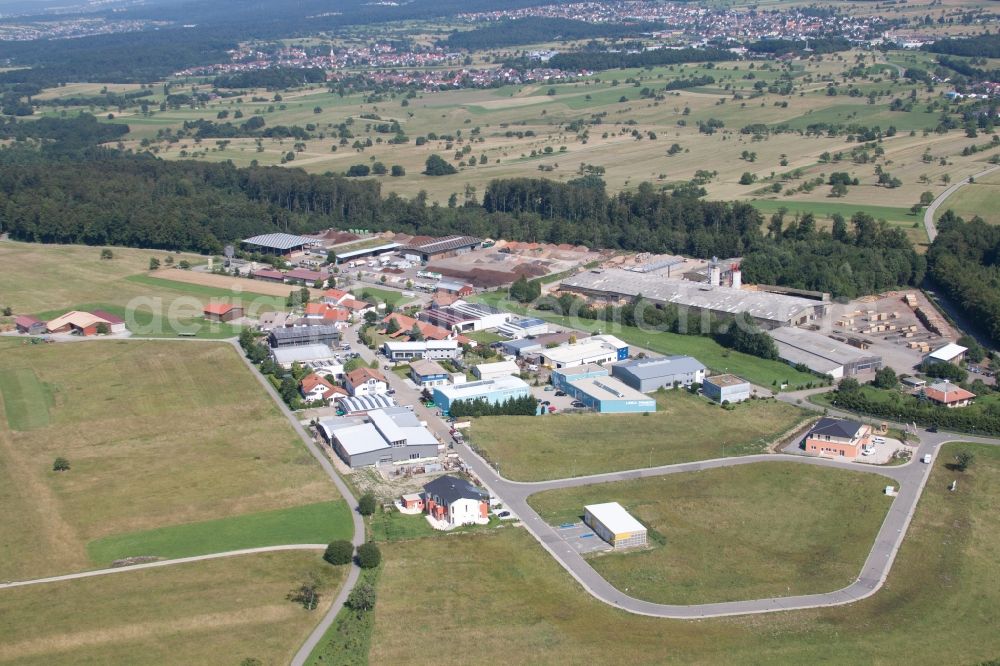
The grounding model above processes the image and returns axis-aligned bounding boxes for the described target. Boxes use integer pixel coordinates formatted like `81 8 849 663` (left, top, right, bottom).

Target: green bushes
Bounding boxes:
323 540 354 566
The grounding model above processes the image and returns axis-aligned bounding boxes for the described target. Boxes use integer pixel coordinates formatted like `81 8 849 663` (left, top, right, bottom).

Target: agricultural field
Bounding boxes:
0 551 345 666
473 291 820 390
934 168 1000 225
0 240 298 339
467 391 809 481
0 338 342 580
528 462 891 604
369 443 1000 664
57 47 992 226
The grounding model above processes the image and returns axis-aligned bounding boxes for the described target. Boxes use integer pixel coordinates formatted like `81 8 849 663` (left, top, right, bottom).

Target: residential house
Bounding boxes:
323 288 352 306
300 373 347 402
804 417 872 459
922 381 976 408
345 367 388 397
422 475 490 528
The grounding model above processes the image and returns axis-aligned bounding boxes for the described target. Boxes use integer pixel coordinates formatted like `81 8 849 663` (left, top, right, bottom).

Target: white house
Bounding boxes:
423 475 490 528
345 367 388 397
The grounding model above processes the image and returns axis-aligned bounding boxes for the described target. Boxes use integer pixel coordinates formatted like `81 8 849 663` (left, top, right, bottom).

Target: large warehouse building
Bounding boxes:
769 327 882 379
539 335 629 369
317 407 439 468
584 502 648 549
401 235 482 262
551 365 656 413
242 233 318 257
560 269 827 329
432 375 531 414
611 355 707 392
420 301 511 333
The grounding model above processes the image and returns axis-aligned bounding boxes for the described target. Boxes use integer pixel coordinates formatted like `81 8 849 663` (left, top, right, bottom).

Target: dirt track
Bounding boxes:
149 269 325 298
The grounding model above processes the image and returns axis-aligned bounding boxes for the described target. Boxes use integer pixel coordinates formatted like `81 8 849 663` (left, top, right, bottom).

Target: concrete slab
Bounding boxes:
555 522 613 554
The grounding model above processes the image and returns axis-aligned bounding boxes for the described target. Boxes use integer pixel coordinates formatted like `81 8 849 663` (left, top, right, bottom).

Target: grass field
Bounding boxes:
0 367 54 431
0 241 276 338
87 500 353 565
0 339 340 580
935 168 1000 225
474 292 820 390
528 462 890 604
369 443 1000 663
356 286 413 307
468 391 808 481
0 551 345 666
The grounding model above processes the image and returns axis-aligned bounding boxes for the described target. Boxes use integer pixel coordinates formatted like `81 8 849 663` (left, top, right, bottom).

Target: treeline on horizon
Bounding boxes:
926 33 1000 59
545 47 736 72
442 18 665 50
927 212 1000 347
0 140 924 301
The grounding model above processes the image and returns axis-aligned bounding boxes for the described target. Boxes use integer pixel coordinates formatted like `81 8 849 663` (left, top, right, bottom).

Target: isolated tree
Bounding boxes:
100 249 113 260
52 457 70 472
149 257 160 270
95 322 110 335
390 165 405 177
286 573 321 610
323 540 354 566
346 581 376 613
872 367 898 389
358 492 377 516
356 542 382 569
1 306 11 316
954 451 975 472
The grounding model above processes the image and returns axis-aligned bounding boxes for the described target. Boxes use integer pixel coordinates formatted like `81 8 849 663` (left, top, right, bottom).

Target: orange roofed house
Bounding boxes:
804 417 872 459
345 367 388 397
421 475 490 529
922 381 976 408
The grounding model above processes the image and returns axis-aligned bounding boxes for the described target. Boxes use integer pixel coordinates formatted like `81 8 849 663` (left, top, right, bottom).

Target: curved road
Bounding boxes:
923 163 1000 242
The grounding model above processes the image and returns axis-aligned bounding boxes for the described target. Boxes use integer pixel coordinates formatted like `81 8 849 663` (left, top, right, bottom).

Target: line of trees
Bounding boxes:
447 394 538 417
545 47 735 72
443 18 664 50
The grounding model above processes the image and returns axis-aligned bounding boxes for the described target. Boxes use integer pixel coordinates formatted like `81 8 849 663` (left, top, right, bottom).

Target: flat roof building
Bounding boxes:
540 337 627 369
584 502 648 549
472 360 521 381
561 268 826 329
611 356 707 393
496 317 549 339
269 325 340 348
769 327 882 379
433 375 531 414
272 343 338 367
552 365 656 413
382 339 462 362
703 374 751 404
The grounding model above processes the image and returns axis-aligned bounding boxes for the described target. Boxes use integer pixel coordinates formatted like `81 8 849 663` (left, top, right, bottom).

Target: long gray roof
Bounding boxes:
562 269 819 323
613 355 706 379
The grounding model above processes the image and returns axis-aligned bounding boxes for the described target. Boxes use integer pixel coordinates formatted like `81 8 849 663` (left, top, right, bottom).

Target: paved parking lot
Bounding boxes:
530 385 581 413
555 522 613 554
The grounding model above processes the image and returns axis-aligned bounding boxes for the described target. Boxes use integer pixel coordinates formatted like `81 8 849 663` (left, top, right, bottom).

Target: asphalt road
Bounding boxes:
923 163 1000 242
361 333 1000 618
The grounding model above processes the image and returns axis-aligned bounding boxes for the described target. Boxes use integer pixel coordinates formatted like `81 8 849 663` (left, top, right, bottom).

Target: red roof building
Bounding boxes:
203 303 244 322
923 381 976 408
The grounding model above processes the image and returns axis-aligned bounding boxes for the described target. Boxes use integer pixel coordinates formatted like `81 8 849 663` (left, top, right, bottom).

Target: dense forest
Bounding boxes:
0 113 129 148
926 33 1000 59
545 47 736 72
0 130 924 299
926 212 1000 347
746 36 853 56
442 18 663 50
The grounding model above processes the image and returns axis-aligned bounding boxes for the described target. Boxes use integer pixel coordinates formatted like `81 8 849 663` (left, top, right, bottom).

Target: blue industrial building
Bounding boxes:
552 365 656 413
432 375 531 414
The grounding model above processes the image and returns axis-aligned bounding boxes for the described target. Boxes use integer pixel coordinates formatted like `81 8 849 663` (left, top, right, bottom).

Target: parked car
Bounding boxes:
497 510 511 518
571 400 585 408
543 386 554 392
554 390 566 397
541 400 551 406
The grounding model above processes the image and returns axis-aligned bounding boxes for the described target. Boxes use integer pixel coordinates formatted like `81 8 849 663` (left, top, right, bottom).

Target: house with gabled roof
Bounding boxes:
345 367 388 397
922 381 975 408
